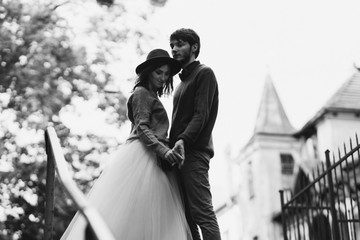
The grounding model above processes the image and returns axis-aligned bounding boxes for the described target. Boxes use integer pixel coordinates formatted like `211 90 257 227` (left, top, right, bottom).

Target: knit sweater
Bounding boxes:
127 86 170 158
170 61 219 158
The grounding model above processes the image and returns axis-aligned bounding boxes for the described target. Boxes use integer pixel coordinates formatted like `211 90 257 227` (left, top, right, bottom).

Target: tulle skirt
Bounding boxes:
60 140 192 240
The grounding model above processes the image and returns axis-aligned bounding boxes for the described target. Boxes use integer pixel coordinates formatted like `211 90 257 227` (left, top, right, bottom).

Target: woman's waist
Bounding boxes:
126 132 169 145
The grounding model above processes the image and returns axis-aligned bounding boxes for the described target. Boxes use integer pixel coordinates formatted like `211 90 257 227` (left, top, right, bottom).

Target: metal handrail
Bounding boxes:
44 126 116 240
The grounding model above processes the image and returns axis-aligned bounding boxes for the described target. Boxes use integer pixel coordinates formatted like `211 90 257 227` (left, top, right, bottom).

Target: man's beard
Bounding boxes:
179 51 192 66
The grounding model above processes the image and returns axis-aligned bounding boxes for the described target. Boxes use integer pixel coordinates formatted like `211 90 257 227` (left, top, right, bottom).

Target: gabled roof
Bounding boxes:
324 71 360 110
298 70 360 136
254 75 296 135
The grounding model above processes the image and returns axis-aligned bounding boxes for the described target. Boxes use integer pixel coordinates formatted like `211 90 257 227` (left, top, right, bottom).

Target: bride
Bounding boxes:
61 49 192 240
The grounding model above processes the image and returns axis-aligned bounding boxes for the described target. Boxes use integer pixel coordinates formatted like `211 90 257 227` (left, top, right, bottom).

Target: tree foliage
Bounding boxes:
0 0 165 238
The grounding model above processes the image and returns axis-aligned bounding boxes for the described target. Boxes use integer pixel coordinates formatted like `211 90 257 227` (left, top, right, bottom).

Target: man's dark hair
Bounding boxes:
170 28 201 58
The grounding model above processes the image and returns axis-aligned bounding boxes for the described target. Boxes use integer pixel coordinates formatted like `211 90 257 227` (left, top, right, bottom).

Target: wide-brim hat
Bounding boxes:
135 49 181 76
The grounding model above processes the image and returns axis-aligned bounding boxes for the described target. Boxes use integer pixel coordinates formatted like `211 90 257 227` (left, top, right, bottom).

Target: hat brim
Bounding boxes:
135 57 182 76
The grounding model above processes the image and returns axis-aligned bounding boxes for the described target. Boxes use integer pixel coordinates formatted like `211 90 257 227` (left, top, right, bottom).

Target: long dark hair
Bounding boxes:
133 62 174 97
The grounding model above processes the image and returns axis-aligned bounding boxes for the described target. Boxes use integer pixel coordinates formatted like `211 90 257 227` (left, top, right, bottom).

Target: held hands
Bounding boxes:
164 139 185 169
164 149 183 167
172 139 185 168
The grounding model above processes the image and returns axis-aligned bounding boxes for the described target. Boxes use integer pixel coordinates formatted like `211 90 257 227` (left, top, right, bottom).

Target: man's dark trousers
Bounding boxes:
179 149 221 240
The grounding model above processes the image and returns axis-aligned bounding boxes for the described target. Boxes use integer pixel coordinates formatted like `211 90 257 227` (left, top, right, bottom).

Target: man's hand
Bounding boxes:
164 149 182 166
173 139 185 168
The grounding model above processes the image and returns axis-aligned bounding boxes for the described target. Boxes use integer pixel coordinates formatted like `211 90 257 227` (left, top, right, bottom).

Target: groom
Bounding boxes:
169 28 221 240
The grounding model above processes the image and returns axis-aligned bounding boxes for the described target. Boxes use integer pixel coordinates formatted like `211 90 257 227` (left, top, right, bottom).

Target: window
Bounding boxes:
280 153 294 175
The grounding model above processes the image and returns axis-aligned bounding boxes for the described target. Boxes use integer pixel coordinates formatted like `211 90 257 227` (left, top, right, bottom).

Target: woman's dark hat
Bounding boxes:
135 49 181 76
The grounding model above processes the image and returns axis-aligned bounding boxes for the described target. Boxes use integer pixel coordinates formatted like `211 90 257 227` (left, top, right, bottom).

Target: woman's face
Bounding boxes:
148 64 171 92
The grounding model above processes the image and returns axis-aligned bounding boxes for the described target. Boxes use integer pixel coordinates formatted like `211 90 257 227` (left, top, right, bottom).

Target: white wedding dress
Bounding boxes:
61 140 192 240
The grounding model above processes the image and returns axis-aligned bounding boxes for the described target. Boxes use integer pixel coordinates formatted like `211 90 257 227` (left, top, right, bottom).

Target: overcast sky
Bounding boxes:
57 0 360 207
150 0 360 150
142 0 360 205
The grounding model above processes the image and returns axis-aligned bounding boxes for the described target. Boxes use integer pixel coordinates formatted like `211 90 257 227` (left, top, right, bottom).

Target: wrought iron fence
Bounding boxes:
279 135 360 240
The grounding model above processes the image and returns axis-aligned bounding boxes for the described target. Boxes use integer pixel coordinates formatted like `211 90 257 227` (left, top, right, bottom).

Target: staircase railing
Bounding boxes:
44 126 116 240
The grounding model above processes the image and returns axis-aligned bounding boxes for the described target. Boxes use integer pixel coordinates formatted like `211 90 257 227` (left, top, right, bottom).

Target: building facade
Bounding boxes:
218 70 360 240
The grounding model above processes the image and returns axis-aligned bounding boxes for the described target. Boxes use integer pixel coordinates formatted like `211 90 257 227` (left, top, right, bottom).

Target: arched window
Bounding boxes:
310 214 332 240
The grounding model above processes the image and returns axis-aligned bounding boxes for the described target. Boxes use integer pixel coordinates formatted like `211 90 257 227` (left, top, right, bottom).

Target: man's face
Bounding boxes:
170 39 192 66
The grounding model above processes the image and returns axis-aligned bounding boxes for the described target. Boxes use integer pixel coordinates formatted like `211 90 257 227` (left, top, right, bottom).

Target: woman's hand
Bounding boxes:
173 139 185 168
164 149 183 167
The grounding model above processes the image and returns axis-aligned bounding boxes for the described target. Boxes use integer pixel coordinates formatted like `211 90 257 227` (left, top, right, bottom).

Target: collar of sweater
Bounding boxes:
179 61 200 81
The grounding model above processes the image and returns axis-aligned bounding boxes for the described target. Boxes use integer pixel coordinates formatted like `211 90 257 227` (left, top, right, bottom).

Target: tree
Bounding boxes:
0 0 166 238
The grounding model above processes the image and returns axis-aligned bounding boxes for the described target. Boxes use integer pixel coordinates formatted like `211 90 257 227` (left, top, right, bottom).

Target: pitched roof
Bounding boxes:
298 70 360 135
324 71 360 110
254 75 296 135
